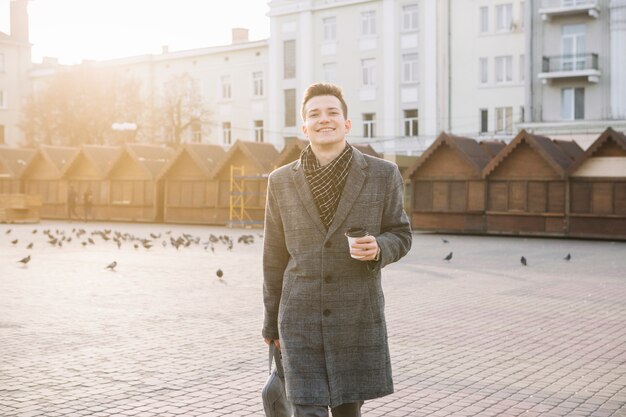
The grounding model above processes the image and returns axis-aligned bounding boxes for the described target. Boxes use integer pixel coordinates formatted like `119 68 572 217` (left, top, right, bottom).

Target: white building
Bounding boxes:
0 0 31 146
520 0 626 148
448 0 526 139
266 0 421 155
29 29 269 146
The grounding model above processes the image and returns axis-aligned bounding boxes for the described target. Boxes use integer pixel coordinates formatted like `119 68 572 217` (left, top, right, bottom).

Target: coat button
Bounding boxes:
324 241 332 248
324 275 332 283
323 309 331 317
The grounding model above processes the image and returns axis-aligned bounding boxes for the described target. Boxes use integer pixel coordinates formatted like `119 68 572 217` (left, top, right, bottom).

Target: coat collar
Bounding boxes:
292 145 369 239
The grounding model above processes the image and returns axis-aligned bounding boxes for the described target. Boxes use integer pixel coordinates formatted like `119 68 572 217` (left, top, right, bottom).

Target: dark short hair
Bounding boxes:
300 83 348 121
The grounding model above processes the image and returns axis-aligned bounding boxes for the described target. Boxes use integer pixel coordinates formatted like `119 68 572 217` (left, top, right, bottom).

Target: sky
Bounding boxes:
1 0 271 64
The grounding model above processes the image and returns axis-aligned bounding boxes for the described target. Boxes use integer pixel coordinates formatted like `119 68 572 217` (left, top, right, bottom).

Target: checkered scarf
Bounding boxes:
301 143 353 229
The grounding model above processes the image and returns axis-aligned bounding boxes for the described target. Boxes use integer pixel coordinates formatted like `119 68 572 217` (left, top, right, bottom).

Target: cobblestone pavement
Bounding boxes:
1 221 625 417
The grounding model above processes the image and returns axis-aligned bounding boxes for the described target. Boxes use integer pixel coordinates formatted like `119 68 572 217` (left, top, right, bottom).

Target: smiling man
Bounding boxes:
262 83 412 417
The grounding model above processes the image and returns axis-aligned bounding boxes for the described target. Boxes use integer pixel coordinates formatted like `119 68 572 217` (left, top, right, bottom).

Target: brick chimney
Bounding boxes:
10 0 29 42
232 28 249 44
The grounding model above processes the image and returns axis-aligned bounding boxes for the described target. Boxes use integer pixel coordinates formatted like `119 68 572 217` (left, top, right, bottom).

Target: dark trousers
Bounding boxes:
293 401 363 417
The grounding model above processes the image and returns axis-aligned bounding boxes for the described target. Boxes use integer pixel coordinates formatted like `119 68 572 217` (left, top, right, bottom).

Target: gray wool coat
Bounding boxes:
262 147 412 407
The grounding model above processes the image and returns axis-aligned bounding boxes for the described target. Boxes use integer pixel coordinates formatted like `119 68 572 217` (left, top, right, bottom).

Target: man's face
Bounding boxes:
301 95 351 147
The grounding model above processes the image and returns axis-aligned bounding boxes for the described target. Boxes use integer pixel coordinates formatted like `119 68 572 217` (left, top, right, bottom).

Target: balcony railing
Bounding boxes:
539 53 600 84
539 0 599 20
542 53 598 72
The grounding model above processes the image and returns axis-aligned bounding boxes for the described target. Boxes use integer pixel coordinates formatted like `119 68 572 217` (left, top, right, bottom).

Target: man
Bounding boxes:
262 83 412 417
83 188 93 222
67 186 78 220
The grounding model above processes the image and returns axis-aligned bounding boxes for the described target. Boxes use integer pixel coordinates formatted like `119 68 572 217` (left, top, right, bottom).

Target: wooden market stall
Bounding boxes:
210 140 278 226
22 145 79 219
404 133 505 233
160 143 227 224
0 147 37 194
64 145 121 220
107 143 175 222
482 130 582 236
567 128 626 239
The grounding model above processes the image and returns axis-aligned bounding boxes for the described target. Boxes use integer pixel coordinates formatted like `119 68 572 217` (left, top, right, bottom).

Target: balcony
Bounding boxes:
538 54 600 84
539 0 599 21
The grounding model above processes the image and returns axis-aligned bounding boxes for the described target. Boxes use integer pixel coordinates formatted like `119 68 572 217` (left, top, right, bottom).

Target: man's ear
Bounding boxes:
344 119 352 134
301 123 308 138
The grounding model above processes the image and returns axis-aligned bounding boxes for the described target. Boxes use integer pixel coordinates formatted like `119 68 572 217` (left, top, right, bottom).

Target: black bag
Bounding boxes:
262 341 292 417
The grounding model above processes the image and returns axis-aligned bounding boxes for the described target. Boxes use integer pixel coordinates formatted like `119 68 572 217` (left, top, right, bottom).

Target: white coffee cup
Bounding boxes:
345 227 368 259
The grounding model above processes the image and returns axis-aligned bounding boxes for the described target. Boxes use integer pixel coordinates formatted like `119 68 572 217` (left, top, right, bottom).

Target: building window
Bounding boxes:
0 125 4 145
403 109 418 137
222 122 232 145
479 57 488 84
495 56 513 83
323 17 336 42
562 88 585 120
495 4 513 32
402 54 418 83
519 54 525 81
0 90 5 108
254 120 264 143
323 63 337 83
402 4 418 31
480 109 489 133
252 71 264 97
0 53 4 72
221 75 231 99
284 40 296 79
520 1 525 29
495 107 513 133
363 113 375 138
562 24 586 71
362 11 376 36
362 59 376 87
480 6 489 33
284 89 296 127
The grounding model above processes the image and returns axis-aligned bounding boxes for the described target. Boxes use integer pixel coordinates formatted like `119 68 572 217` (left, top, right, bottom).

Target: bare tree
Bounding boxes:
158 73 211 145
20 65 145 146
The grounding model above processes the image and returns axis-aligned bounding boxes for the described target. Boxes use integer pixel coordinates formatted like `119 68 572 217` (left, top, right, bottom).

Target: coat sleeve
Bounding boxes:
369 165 412 273
262 174 290 340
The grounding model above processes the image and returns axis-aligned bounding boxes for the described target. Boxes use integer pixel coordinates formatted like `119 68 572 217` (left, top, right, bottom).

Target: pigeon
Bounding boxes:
32 229 37 234
443 252 453 261
521 256 527 266
26 242 33 249
216 269 224 279
18 255 31 266
442 238 449 244
105 261 117 271
5 229 11 234
11 239 18 245
564 253 571 261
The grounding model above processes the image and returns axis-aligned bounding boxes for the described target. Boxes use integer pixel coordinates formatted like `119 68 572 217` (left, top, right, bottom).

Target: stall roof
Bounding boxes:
124 143 176 179
405 133 503 179
159 143 227 179
0 147 38 179
35 145 80 178
568 128 626 175
210 140 279 178
65 145 122 178
483 130 578 178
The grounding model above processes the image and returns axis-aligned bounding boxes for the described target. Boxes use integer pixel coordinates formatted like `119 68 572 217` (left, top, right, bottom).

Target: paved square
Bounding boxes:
1 221 625 416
